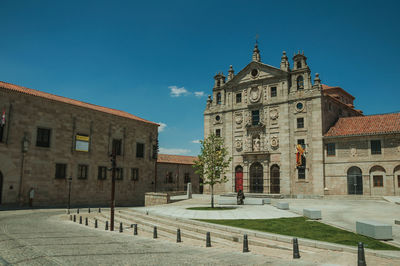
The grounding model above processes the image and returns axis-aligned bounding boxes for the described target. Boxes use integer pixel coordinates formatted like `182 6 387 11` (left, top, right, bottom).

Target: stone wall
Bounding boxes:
156 163 200 193
0 87 158 206
144 192 170 206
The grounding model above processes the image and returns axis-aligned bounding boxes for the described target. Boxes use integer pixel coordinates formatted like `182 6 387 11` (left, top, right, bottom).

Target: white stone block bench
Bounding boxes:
356 220 392 240
276 202 289 210
262 198 271 204
243 198 264 205
217 198 237 205
303 209 322 220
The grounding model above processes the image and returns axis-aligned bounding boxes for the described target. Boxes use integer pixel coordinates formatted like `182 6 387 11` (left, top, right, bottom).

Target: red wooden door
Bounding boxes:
235 167 243 192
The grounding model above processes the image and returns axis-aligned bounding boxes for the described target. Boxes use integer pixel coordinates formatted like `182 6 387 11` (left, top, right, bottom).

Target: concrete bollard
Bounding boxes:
98 207 101 213
206 232 211 247
77 209 79 214
293 238 301 259
85 217 88 226
243 234 249 252
95 219 98 228
133 224 138 235
358 242 366 266
79 216 82 224
153 226 158 239
105 221 108 230
119 222 123 233
73 215 76 222
177 228 181 243
88 208 91 213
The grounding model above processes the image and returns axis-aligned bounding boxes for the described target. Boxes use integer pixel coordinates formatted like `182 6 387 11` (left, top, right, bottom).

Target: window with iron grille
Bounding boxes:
112 139 122 155
215 129 221 137
371 140 381 155
131 168 139 181
78 165 88 179
37 128 51 147
115 168 123 180
373 175 383 187
252 110 260 125
297 118 304 129
136 143 144 158
271 87 277 97
326 143 336 156
55 163 66 179
98 166 107 180
298 168 306 179
236 93 242 103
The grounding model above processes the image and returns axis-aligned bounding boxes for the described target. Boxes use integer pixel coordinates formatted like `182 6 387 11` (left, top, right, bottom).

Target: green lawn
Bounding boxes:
187 207 236 211
198 217 400 250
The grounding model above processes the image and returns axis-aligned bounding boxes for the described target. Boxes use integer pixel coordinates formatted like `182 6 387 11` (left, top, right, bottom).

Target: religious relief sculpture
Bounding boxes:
270 136 279 149
235 139 243 151
249 87 261 103
235 112 243 127
350 146 357 157
270 108 279 124
253 136 261 152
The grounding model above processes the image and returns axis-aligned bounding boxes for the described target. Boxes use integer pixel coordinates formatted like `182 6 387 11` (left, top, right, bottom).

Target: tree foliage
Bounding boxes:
193 134 232 207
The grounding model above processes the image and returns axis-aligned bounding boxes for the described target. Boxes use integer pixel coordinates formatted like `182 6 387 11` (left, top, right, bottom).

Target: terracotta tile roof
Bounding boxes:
322 84 355 100
157 154 197 165
325 113 400 137
0 80 158 126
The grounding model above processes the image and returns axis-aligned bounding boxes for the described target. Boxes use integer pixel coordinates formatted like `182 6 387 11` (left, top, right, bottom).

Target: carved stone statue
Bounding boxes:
253 136 260 152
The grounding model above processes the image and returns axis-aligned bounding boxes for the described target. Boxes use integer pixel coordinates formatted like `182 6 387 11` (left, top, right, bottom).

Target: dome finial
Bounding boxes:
252 37 261 62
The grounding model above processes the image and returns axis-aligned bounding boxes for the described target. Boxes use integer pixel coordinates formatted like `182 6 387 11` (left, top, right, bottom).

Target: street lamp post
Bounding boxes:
67 176 72 214
110 151 116 231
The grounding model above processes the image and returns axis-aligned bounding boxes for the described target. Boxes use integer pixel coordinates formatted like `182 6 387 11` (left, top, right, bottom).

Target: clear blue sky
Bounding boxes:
1 0 399 156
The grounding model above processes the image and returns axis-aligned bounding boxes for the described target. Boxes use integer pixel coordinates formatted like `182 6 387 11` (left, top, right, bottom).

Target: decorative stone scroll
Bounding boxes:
235 138 243 151
270 136 279 149
249 87 261 103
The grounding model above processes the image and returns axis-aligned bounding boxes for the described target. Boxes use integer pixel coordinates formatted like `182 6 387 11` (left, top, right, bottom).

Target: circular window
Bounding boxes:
215 115 220 121
296 102 303 110
251 69 258 77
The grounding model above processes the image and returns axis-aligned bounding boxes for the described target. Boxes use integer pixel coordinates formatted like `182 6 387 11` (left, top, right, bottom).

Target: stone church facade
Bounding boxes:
204 44 400 196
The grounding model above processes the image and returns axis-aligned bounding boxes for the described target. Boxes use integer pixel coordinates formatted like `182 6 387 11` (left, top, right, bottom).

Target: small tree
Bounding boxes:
193 134 232 208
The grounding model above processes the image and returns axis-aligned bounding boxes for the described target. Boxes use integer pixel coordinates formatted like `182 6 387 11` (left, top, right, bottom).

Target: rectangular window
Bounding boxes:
184 173 190 183
297 139 305 149
271 87 277 97
131 168 139 181
112 139 122 155
136 143 144 158
298 168 306 179
166 172 173 183
252 110 260 126
236 93 242 103
55 163 66 179
75 134 90 152
36 128 51 147
215 129 221 137
98 166 107 180
373 175 383 187
371 140 381 155
115 168 123 180
326 143 336 156
297 118 304 129
78 164 88 179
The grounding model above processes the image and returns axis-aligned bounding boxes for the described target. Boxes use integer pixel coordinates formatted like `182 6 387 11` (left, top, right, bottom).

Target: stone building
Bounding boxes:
204 44 400 196
0 81 159 206
156 154 201 194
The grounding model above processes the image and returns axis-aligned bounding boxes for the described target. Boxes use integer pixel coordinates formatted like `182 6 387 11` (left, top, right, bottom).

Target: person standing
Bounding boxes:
29 188 35 207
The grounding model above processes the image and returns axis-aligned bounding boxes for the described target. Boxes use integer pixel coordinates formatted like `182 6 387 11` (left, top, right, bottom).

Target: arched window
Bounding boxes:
394 165 400 189
296 61 302 69
216 92 222 104
369 165 386 188
297 76 304 90
270 165 280 194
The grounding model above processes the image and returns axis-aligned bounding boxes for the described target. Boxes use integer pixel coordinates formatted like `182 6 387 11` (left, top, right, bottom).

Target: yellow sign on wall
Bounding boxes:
76 135 90 152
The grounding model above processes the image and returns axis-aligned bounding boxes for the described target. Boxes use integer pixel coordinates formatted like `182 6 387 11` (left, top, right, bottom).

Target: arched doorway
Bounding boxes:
250 162 263 193
235 166 243 192
347 166 363 195
0 171 3 204
270 165 280 194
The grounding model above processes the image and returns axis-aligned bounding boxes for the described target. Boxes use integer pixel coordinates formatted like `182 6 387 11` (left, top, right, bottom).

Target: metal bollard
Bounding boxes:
105 221 108 230
79 216 82 224
119 222 123 233
95 219 98 228
130 224 134 228
153 226 158 239
98 208 101 213
77 209 79 214
177 228 181 243
357 242 366 266
73 215 76 222
206 232 211 247
85 217 88 226
67 209 70 214
243 234 249 252
133 224 138 235
88 208 91 213
293 238 301 259
70 215 72 221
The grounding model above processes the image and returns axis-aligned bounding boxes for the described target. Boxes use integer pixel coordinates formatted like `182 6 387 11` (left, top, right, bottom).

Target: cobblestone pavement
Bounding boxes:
0 209 317 266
